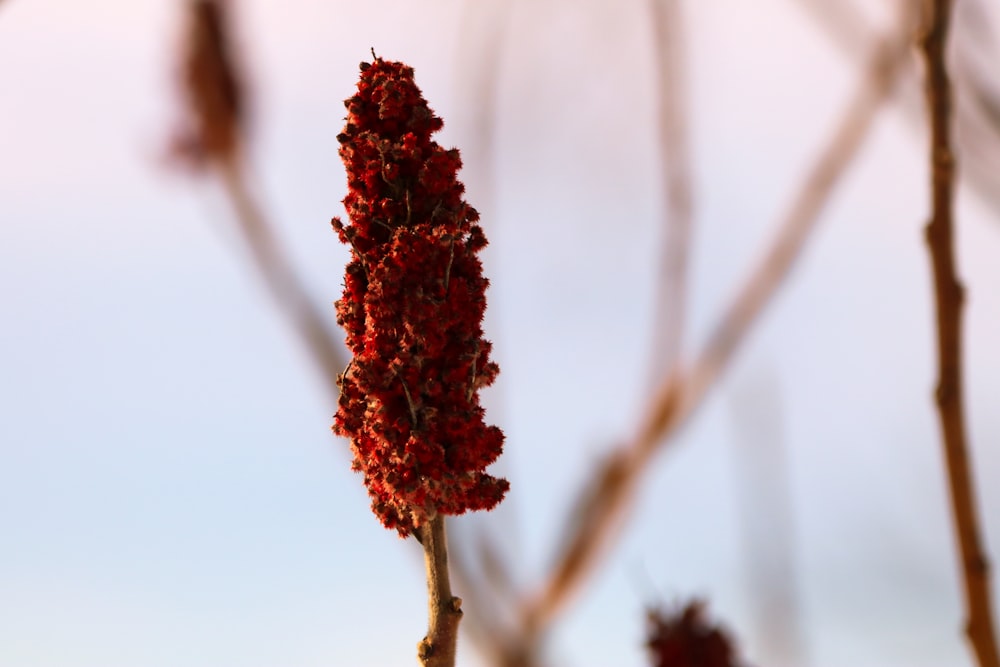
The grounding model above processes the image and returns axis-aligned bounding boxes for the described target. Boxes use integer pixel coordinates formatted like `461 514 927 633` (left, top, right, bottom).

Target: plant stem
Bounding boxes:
920 2 1000 667
216 156 346 400
523 10 913 634
648 0 694 385
417 514 463 667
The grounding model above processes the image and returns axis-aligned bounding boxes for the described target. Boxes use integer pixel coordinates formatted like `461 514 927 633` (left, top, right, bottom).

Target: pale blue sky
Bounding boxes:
2 1 1000 666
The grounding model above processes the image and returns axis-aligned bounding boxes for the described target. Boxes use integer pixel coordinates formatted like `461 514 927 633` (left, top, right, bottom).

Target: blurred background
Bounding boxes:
2 0 1000 665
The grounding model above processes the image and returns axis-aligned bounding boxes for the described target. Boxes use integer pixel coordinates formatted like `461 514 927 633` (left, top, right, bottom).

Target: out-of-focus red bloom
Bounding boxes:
331 57 508 537
646 602 747 667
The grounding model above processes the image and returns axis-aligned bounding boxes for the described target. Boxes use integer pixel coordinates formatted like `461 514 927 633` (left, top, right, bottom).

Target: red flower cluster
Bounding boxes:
646 602 746 667
331 57 508 536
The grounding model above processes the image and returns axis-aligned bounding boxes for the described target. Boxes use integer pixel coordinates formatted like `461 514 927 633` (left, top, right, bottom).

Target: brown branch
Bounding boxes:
449 5 530 663
675 14 909 427
417 515 463 667
449 540 536 667
520 11 914 635
792 0 1000 217
217 157 346 400
727 370 805 665
920 2 1000 666
648 0 694 383
454 0 510 198
174 0 346 398
446 546 508 666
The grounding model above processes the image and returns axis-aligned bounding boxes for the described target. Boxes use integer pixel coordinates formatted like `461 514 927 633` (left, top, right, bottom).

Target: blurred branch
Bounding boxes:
791 0 872 56
452 5 535 665
791 0 1000 217
448 545 520 667
448 520 539 667
173 0 345 400
648 0 694 384
919 1 1000 665
728 368 805 666
520 6 915 637
455 0 510 201
216 157 346 398
675 8 910 427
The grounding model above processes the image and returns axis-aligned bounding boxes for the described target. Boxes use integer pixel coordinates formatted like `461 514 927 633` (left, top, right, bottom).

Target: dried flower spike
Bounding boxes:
332 56 508 537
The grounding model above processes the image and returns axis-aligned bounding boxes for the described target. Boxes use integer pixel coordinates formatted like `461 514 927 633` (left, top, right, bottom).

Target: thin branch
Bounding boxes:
790 0 872 57
920 2 1000 666
218 157 346 399
417 515 463 667
448 541 536 667
173 0 346 398
450 5 528 663
791 0 1000 217
454 0 510 200
727 369 806 665
675 12 908 427
521 10 914 634
447 545 508 666
648 0 694 383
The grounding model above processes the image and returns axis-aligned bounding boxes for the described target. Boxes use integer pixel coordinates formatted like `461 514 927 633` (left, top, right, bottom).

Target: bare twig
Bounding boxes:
449 541 536 667
648 0 695 384
790 0 873 58
218 158 346 399
791 0 1000 216
727 369 805 665
676 12 909 426
174 0 345 399
521 10 914 634
450 5 530 663
454 0 510 200
417 515 464 667
919 2 1000 665
447 546 509 666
